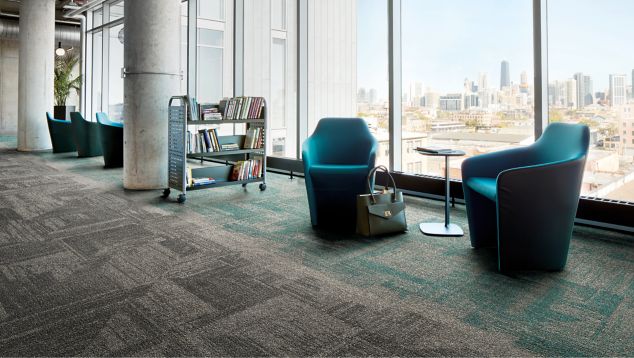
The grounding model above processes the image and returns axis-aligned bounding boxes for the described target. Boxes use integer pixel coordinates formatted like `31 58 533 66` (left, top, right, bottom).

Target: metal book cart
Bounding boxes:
162 95 267 203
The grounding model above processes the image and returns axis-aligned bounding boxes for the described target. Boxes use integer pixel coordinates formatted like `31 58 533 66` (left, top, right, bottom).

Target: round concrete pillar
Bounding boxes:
123 0 180 189
17 0 55 151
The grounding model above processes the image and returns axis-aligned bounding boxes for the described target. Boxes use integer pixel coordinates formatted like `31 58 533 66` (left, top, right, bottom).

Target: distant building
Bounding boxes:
566 78 577 108
368 88 377 105
520 70 529 94
478 72 488 90
609 74 626 107
357 88 367 103
440 93 463 112
572 73 593 108
500 60 510 89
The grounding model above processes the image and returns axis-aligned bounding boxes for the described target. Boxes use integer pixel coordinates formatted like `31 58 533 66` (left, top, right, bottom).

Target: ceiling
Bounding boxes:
0 0 85 23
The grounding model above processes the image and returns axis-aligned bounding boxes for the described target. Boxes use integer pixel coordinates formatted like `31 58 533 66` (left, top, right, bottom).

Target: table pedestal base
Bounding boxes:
420 222 464 237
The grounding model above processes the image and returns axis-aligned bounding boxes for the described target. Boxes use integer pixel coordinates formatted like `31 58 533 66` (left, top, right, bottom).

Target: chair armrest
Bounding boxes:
462 146 536 179
495 157 587 271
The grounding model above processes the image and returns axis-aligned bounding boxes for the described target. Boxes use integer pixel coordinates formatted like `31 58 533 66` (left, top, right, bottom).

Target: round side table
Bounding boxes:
416 149 465 237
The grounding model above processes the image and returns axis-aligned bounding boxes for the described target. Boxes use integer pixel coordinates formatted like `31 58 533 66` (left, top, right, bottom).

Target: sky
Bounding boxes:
357 0 634 99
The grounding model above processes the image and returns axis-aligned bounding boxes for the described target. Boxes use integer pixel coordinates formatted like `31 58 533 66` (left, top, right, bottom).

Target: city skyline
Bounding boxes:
357 0 634 99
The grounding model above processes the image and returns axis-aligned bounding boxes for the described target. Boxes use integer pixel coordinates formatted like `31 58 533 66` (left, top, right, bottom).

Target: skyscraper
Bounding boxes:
583 75 593 106
573 73 585 109
609 74 626 107
478 72 488 90
520 70 529 93
500 60 510 89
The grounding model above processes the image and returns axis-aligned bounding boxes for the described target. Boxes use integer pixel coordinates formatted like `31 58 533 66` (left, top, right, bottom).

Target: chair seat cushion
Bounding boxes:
309 164 369 188
465 176 497 201
103 121 123 128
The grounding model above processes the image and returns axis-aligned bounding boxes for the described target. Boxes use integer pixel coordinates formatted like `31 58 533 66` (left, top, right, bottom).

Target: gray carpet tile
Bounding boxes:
0 146 632 356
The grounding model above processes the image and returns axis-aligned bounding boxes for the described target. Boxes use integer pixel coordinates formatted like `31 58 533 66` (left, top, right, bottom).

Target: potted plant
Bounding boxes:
53 52 82 120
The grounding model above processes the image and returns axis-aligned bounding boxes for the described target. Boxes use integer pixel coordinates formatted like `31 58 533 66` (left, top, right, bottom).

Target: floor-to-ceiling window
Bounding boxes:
401 0 535 179
196 0 233 103
86 0 124 122
305 0 389 166
244 0 298 158
79 0 633 227
548 0 634 202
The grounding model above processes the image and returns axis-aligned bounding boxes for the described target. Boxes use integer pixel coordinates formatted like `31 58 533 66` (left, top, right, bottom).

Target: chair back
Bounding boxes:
534 122 590 163
306 118 377 165
96 112 111 125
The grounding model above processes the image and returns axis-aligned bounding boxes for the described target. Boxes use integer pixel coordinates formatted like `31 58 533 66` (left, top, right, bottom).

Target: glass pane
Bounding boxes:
271 0 286 30
401 0 534 179
244 0 298 158
307 0 389 166
548 0 634 201
271 39 287 130
198 0 224 21
198 28 223 47
109 1 124 22
92 31 103 116
197 46 223 103
357 0 389 167
108 24 124 121
92 8 103 28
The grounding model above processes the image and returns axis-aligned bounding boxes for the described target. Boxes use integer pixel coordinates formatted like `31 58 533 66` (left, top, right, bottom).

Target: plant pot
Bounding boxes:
53 105 76 120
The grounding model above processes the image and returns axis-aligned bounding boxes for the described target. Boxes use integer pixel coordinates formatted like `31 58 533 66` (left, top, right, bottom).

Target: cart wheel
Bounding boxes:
242 183 247 188
259 183 266 191
161 188 171 198
177 194 186 204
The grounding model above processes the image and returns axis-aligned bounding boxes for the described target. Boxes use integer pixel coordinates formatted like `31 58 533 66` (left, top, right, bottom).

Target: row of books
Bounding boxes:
230 158 264 181
187 129 223 153
186 168 216 187
221 97 265 120
243 127 264 149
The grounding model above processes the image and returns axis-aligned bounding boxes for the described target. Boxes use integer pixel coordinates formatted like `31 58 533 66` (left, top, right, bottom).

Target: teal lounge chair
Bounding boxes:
70 112 102 158
461 123 590 271
96 112 123 168
302 118 378 230
46 112 76 153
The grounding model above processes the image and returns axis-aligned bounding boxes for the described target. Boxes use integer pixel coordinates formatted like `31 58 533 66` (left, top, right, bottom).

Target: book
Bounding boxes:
192 177 216 186
416 146 455 154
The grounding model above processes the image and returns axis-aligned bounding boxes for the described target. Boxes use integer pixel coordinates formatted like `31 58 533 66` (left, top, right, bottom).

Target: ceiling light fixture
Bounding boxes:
55 42 66 57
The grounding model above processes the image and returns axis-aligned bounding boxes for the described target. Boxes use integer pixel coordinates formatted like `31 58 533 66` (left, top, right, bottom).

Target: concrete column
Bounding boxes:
17 0 55 151
123 0 180 189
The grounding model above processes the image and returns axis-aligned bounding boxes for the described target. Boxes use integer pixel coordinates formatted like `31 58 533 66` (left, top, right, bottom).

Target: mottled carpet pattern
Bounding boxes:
0 145 632 357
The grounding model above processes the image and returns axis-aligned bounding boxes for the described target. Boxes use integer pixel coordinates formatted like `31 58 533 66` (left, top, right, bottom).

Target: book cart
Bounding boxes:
162 96 267 203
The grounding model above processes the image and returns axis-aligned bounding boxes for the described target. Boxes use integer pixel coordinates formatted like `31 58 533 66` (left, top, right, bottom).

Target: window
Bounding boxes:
108 24 124 121
91 31 103 116
196 0 233 103
109 1 124 22
548 0 634 201
271 0 286 30
198 0 224 21
93 8 103 27
306 0 389 166
197 28 224 103
244 0 297 158
401 0 534 178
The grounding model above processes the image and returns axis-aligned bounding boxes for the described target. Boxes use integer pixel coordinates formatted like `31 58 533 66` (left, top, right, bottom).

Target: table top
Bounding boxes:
415 149 466 157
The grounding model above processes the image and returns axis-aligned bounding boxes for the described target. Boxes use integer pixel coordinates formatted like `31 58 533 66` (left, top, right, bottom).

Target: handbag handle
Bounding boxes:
366 165 399 204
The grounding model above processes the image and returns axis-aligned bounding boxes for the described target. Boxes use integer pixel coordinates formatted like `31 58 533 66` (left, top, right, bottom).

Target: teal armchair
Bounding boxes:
461 123 590 271
96 112 123 168
70 112 102 158
302 118 378 229
46 112 76 153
